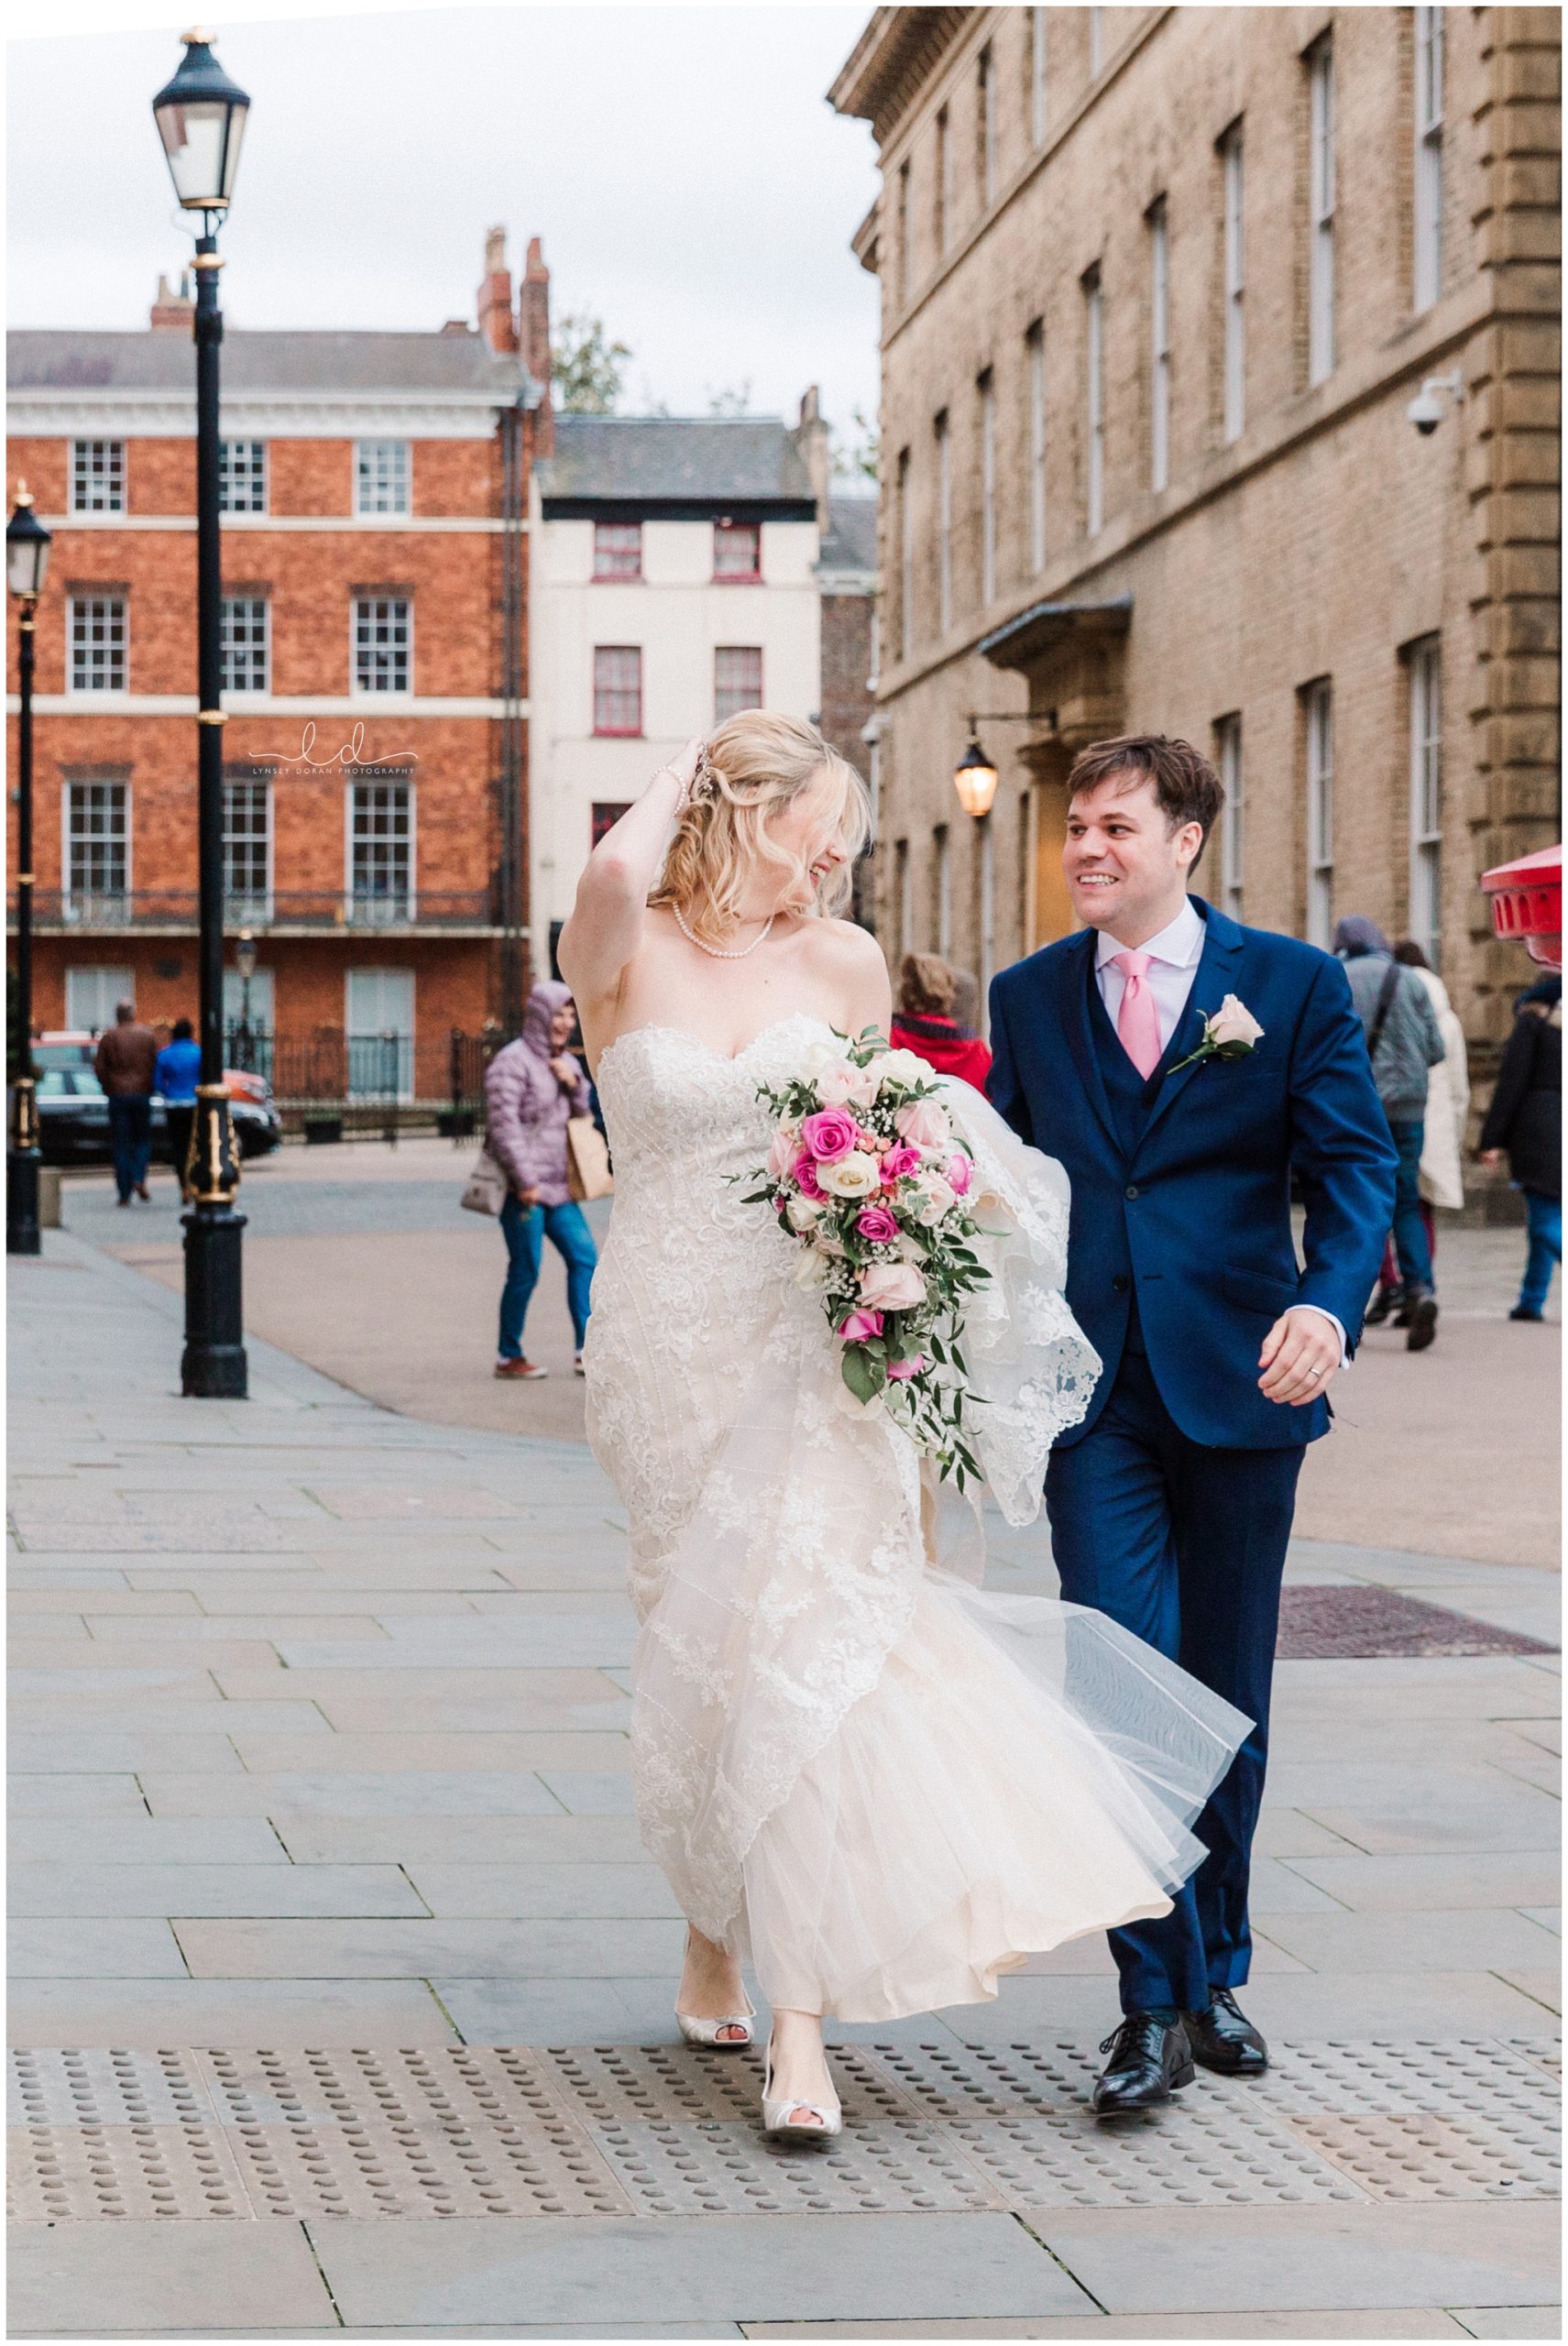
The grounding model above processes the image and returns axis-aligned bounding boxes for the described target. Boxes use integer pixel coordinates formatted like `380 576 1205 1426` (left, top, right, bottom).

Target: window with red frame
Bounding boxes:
714 646 762 725
713 521 761 581
593 646 642 736
592 801 633 850
593 521 642 580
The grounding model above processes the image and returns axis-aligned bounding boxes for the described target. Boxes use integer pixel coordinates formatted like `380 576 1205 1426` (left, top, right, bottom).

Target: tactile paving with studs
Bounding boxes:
7 2037 1560 2222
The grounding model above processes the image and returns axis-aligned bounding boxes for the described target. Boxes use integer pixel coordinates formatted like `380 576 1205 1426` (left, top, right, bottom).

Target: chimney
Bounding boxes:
477 225 518 356
520 235 554 459
795 385 830 533
150 269 194 331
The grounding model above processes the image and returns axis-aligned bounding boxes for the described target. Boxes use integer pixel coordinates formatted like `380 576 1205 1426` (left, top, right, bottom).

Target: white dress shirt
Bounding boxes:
1094 898 1347 1364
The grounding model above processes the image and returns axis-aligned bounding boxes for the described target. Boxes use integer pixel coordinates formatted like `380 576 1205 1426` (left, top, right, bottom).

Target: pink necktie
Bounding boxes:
1112 949 1163 1080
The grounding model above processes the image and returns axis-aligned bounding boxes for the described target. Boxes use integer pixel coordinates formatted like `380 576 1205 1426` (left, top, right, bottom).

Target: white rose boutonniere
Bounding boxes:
1169 992 1265 1075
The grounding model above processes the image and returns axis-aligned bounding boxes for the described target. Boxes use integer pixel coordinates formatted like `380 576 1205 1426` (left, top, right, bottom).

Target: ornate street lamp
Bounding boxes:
152 26 252 1398
952 729 1000 820
6 484 52 1256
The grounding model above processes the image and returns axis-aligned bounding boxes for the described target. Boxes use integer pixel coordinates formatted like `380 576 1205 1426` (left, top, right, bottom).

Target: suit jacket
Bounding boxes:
987 897 1398 1450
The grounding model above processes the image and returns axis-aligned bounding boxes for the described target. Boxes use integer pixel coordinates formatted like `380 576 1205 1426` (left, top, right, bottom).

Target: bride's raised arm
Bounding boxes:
557 738 701 1022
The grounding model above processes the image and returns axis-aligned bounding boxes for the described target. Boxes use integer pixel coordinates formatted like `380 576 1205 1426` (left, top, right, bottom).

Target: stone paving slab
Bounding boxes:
307 2210 1102 2327
1013 2202 1561 2313
7 2216 334 2334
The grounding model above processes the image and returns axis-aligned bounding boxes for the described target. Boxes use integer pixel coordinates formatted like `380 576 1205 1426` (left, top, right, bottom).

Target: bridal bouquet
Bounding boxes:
742 1030 993 1487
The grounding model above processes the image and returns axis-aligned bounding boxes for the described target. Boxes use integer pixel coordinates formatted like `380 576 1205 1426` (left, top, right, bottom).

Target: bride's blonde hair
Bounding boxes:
649 710 871 946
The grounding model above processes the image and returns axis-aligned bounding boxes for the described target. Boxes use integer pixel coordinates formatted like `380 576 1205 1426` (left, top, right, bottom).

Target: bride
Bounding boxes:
559 713 1247 2142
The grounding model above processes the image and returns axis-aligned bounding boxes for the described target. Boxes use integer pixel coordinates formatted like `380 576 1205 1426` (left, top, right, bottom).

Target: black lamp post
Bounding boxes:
153 25 252 1398
7 484 52 1256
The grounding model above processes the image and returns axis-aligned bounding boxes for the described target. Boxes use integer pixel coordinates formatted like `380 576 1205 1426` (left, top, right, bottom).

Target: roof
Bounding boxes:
537 414 816 518
819 494 878 580
6 328 535 402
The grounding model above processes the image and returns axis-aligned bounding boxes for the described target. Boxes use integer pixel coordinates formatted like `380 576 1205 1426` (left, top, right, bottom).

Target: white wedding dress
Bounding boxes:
583 1012 1248 2023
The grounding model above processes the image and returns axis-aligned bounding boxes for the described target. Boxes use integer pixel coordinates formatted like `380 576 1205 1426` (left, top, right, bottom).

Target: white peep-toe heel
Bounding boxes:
762 2032 841 2143
674 1932 755 2048
675 2007 755 2048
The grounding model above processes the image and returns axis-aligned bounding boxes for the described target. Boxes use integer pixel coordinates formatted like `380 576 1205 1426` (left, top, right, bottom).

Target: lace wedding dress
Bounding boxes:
583 1012 1247 2023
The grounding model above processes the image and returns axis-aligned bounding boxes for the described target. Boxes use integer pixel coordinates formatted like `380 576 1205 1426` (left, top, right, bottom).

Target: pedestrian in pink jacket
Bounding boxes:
483 981 598 1379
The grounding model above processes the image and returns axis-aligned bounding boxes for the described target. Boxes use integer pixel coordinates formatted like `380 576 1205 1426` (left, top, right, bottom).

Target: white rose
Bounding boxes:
815 1059 880 1109
817 1150 882 1200
915 1174 957 1225
797 1035 853 1080
1208 994 1264 1050
785 1195 824 1233
875 1048 933 1092
793 1246 832 1290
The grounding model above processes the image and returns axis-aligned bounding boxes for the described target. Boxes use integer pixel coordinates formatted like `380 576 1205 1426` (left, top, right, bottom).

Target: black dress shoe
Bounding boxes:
1181 1987 1268 2077
1091 2012 1195 2116
1404 1286 1439 1352
1364 1286 1401 1328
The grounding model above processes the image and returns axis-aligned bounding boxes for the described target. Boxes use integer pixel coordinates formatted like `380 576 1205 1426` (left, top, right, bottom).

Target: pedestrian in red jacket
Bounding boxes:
889 953 993 1091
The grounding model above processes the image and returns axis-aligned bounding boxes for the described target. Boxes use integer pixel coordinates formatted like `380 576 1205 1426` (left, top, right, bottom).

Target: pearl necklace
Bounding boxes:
674 902 776 960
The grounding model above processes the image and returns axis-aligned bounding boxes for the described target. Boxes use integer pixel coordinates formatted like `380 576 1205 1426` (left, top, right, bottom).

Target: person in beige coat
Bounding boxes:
1365 941 1468 1323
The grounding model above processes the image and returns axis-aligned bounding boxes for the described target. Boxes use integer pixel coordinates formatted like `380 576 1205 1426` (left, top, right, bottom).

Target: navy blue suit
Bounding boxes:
988 898 1396 2012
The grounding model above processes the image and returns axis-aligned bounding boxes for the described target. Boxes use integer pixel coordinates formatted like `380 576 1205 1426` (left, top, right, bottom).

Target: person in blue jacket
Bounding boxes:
154 1017 203 1202
989 734 1396 2119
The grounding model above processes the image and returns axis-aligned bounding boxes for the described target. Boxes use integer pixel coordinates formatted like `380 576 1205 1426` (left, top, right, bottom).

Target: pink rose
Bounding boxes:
801 1107 858 1162
859 1259 927 1311
946 1152 972 1196
791 1150 826 1200
885 1354 926 1381
880 1143 921 1185
766 1124 798 1179
894 1098 950 1150
838 1307 884 1342
855 1204 900 1244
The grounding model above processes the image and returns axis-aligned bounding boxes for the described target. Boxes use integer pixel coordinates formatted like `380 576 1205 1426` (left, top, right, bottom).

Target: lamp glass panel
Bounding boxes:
156 99 246 206
7 532 47 597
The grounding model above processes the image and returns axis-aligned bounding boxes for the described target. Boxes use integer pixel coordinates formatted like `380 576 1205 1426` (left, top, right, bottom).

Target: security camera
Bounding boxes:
1407 368 1464 435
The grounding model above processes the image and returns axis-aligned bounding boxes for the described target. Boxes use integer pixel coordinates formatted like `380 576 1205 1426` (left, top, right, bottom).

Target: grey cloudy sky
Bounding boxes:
7 4 883 445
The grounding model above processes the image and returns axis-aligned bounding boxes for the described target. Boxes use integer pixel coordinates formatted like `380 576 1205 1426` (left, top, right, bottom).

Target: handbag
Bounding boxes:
565 1114 614 1202
460 1144 509 1217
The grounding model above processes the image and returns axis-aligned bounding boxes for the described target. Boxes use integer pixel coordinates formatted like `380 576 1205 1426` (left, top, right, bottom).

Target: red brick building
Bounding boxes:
6 226 552 1102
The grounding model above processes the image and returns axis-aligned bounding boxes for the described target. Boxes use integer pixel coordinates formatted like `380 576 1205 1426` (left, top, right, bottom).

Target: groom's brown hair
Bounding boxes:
1068 735 1224 866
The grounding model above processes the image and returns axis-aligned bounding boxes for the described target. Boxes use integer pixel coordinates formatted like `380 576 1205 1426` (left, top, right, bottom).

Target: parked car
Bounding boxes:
28 1033 283 1167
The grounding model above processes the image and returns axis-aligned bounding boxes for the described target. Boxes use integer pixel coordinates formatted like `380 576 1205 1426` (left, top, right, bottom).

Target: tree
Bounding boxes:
551 312 632 414
833 404 880 488
707 381 753 417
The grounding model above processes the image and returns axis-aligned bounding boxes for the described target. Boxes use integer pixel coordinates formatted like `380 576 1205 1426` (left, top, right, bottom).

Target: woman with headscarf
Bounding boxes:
1332 916 1446 1351
1480 973 1562 1323
1365 941 1469 1323
483 980 598 1378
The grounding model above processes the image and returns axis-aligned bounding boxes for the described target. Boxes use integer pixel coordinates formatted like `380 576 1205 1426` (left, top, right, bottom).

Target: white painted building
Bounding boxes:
528 411 824 970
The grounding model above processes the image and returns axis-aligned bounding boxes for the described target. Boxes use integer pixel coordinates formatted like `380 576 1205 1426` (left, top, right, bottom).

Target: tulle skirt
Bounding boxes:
733 1568 1237 2023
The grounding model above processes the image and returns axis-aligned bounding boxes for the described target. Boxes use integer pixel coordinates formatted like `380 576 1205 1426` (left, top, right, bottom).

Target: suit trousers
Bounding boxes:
1046 1346 1303 2014
107 1094 153 1202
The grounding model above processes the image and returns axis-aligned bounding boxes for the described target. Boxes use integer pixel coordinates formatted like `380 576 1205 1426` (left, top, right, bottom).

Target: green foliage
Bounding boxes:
551 313 632 415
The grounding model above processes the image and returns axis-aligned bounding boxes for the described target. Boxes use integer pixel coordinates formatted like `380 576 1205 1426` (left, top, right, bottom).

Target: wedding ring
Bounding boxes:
1306 1364 1322 1378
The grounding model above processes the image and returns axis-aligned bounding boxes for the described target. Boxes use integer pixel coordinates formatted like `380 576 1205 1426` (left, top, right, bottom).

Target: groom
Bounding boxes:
988 735 1396 2118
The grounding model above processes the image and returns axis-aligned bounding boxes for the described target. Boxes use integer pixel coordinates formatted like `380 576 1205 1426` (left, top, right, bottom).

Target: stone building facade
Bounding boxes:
6 226 551 1097
830 5 1560 1053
